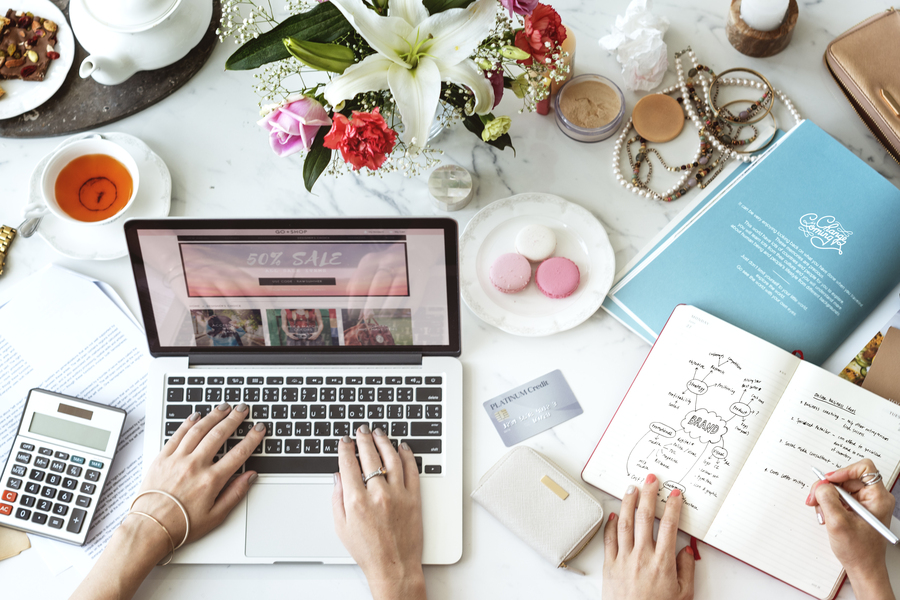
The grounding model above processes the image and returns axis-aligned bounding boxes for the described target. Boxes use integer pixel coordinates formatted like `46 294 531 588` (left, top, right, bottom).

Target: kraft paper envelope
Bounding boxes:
863 327 900 403
0 526 30 562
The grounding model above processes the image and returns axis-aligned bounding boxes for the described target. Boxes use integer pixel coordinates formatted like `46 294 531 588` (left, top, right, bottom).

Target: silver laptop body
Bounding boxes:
126 218 463 565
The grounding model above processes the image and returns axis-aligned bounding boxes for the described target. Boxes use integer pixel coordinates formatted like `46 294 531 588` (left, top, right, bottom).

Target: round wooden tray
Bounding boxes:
0 0 221 138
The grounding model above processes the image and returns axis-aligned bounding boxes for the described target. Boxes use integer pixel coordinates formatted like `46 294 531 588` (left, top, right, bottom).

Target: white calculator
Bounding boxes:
0 389 126 545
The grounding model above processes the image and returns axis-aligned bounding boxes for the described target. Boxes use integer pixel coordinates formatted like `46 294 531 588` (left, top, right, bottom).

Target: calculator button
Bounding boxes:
34 457 50 469
70 456 85 465
38 447 53 456
47 474 62 486
20 443 35 451
1 490 16 502
80 482 96 495
67 465 83 478
50 461 66 473
48 516 64 529
37 499 52 512
20 495 35 507
58 491 73 503
10 465 26 477
6 478 22 490
0 503 11 516
15 452 31 464
62 478 77 490
76 495 92 508
85 470 101 482
40 486 57 499
15 508 31 520
67 508 87 534
53 503 69 516
88 460 104 469
24 482 40 495
29 470 45 482
54 451 69 460
31 511 47 525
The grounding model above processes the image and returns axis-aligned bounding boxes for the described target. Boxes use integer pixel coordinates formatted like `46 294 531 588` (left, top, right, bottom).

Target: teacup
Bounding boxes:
39 137 140 226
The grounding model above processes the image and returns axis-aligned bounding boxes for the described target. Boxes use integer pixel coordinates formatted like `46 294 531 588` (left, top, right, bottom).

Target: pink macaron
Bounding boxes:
535 257 580 299
489 253 532 293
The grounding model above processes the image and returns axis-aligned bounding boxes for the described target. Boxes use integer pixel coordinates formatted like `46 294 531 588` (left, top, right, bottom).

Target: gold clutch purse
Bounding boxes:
825 8 900 165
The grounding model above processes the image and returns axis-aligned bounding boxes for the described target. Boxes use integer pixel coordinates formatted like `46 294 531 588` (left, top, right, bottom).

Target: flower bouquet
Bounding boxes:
220 0 570 191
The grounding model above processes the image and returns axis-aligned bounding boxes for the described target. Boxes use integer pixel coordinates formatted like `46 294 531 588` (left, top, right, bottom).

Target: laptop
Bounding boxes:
124 218 463 565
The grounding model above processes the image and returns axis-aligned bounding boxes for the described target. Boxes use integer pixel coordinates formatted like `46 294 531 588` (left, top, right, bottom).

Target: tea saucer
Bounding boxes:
26 132 171 260
459 193 616 336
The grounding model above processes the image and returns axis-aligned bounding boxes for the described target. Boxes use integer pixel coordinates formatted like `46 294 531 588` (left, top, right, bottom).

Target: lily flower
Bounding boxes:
324 0 497 152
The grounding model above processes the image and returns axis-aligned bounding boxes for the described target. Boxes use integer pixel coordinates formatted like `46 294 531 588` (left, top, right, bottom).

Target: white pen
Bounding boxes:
811 466 899 545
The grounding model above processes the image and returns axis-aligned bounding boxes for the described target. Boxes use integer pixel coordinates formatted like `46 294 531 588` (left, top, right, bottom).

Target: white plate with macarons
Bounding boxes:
459 193 615 336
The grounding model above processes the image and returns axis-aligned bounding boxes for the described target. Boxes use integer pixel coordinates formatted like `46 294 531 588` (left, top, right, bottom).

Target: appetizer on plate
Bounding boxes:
0 8 60 87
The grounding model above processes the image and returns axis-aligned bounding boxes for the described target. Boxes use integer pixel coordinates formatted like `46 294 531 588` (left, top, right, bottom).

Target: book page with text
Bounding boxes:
707 362 900 600
583 305 799 537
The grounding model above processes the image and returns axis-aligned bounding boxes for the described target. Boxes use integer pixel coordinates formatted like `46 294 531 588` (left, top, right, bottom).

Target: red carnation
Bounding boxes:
514 3 567 67
323 108 397 171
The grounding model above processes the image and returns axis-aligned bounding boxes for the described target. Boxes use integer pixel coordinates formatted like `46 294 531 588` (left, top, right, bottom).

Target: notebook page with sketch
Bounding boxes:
582 304 802 537
583 304 900 599
706 362 900 599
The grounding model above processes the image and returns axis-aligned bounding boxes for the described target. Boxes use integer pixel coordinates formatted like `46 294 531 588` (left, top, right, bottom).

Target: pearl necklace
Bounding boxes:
613 48 802 202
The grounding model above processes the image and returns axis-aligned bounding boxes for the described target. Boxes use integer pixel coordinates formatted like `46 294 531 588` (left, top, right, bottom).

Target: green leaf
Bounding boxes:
423 0 476 14
226 3 353 71
462 113 515 154
284 38 356 74
303 127 333 193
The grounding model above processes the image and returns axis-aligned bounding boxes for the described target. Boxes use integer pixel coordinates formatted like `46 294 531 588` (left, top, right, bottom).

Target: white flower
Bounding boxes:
324 0 497 152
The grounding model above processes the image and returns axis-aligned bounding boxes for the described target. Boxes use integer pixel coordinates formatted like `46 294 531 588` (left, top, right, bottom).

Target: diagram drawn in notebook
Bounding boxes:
625 352 771 500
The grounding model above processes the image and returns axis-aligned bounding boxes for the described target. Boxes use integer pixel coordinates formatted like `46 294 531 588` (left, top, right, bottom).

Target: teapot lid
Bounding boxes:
84 0 183 33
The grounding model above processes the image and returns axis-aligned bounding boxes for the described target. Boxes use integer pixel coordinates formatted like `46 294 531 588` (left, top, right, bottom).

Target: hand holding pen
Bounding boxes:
807 459 897 600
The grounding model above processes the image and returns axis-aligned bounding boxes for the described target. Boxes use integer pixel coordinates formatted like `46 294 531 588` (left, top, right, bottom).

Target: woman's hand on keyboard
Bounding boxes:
602 474 695 600
71 402 266 600
807 458 896 600
333 425 427 600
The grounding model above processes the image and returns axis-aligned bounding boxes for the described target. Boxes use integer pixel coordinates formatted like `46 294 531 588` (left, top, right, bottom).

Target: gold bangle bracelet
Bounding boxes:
121 511 176 566
708 67 776 126
130 490 191 549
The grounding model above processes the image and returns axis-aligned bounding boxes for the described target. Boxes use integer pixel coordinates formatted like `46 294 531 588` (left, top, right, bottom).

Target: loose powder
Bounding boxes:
559 80 621 129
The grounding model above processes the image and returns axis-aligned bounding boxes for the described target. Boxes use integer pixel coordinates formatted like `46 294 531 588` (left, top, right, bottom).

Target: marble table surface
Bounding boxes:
1 0 899 598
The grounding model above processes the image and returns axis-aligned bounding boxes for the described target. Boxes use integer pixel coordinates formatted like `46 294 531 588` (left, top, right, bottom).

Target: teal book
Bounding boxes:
602 120 900 365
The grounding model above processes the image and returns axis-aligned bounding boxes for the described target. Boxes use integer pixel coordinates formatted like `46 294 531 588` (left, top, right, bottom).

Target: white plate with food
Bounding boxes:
459 193 616 336
0 0 74 119
26 132 171 260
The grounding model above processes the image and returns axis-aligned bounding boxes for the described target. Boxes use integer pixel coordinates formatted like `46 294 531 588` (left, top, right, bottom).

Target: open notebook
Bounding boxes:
582 305 900 600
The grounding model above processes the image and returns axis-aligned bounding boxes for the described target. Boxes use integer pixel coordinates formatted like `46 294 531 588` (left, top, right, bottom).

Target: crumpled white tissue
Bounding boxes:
599 0 669 91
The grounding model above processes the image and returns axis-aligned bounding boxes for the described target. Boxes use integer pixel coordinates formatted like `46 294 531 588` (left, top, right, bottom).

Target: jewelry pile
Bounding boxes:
613 48 802 202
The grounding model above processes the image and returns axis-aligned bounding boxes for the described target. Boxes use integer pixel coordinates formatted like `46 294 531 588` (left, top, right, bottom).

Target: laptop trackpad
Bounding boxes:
245 483 350 559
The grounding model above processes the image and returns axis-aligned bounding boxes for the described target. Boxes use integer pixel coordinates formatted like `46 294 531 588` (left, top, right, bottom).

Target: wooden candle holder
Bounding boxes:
726 0 799 58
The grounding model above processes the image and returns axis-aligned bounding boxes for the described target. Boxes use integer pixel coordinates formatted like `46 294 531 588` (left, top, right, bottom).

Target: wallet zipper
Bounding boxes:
824 7 900 167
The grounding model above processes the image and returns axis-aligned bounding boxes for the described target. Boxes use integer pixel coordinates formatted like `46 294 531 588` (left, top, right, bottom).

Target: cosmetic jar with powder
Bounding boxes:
554 74 625 142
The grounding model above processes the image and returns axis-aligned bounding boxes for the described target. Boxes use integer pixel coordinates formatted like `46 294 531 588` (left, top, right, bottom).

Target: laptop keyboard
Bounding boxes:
163 374 445 475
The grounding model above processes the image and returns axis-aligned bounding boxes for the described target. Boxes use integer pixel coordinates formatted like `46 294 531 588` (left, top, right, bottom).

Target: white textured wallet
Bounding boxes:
471 447 604 573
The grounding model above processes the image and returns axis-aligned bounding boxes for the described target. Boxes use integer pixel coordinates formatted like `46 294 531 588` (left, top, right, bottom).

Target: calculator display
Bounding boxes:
28 413 111 451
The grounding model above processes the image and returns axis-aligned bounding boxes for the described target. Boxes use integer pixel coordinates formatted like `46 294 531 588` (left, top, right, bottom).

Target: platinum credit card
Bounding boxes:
483 370 583 446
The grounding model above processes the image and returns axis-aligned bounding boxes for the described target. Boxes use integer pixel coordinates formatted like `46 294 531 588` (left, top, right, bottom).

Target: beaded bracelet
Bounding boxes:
130 490 191 549
120 511 176 566
708 67 776 126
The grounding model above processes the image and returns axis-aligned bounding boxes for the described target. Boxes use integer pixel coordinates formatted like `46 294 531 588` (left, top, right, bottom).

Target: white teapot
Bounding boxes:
70 0 213 85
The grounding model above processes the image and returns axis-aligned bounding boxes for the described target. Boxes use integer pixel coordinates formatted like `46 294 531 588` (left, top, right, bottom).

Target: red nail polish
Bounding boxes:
825 471 834 477
608 512 616 522
670 489 681 497
685 546 694 557
646 474 657 484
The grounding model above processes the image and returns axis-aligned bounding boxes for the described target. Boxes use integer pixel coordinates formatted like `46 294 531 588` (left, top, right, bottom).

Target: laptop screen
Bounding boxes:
125 218 460 357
